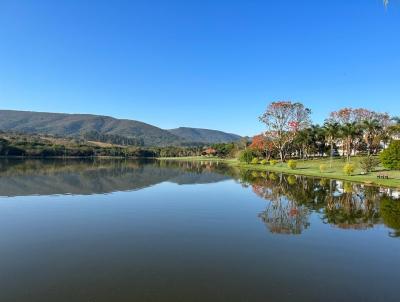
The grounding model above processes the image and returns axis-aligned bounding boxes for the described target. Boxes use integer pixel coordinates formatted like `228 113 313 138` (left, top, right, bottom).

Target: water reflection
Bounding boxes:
238 170 400 238
0 158 230 196
0 159 399 238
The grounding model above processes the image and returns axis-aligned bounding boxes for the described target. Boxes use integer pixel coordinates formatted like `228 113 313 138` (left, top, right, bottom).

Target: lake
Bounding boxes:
0 158 399 302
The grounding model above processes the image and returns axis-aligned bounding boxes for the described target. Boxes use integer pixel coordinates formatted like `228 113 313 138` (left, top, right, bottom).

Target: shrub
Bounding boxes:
343 163 355 176
251 171 260 178
287 160 297 170
380 140 400 170
260 159 268 165
251 157 259 164
319 164 327 173
269 172 277 180
359 156 380 173
319 178 329 187
239 149 256 164
269 159 278 166
287 175 297 185
343 182 353 193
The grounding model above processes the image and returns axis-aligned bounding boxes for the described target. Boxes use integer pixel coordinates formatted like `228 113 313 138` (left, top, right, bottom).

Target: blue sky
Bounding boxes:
0 0 399 136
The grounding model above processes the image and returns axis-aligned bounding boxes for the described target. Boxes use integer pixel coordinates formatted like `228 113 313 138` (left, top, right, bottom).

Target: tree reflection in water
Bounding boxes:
251 174 310 235
324 183 380 230
1 158 399 238
238 170 400 237
258 199 310 235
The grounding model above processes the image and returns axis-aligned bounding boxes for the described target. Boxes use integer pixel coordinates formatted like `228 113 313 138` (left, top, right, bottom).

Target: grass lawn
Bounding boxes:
158 156 400 188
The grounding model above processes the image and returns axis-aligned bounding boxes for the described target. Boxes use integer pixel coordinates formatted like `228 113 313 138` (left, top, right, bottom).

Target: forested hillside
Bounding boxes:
0 110 241 146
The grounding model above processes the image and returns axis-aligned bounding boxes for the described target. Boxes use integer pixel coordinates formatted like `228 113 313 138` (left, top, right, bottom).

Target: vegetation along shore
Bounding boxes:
158 156 400 188
159 101 400 188
1 101 400 188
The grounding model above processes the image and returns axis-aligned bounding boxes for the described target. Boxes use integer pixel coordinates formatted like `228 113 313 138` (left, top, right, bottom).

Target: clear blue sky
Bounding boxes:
0 0 399 136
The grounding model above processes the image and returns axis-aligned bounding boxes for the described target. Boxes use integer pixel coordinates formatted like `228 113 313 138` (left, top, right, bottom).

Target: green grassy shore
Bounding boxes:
159 156 400 188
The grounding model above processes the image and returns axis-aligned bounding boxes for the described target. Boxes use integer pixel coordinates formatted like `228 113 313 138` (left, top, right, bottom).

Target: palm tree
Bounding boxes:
340 122 361 162
361 119 382 156
310 124 326 157
388 117 400 143
295 128 312 159
324 122 340 167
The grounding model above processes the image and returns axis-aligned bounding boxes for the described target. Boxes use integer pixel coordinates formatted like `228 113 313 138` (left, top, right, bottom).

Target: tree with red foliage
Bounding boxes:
250 134 275 160
259 101 311 162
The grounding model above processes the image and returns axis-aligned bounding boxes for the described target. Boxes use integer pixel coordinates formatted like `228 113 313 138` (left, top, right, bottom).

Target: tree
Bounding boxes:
249 134 267 152
211 143 235 158
294 128 313 159
361 119 382 156
249 134 275 160
328 108 388 160
359 156 380 174
239 149 257 164
310 124 326 157
324 122 340 167
392 116 400 125
259 101 311 162
380 140 400 170
388 117 400 141
295 125 326 159
340 122 362 162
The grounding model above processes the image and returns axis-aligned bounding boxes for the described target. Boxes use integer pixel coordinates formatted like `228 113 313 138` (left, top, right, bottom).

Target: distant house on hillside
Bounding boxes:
202 147 217 156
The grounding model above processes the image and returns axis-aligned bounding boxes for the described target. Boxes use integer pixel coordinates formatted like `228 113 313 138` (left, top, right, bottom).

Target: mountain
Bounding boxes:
168 127 241 144
0 110 241 146
0 159 231 197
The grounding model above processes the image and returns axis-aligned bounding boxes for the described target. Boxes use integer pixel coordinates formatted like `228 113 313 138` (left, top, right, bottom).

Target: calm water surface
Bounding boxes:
0 159 399 302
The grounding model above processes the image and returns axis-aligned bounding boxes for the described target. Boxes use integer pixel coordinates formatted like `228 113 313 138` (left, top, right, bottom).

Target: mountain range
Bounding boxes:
0 110 241 146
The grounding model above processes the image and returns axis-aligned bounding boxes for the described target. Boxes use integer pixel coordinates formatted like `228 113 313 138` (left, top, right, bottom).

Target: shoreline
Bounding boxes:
158 156 400 189
1 155 399 188
0 156 157 159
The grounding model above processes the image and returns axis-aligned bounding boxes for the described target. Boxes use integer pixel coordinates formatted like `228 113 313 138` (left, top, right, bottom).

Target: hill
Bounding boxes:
0 110 241 146
168 127 241 144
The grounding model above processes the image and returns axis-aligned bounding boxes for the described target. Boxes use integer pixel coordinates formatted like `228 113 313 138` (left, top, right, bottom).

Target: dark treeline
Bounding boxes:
82 131 145 146
0 135 207 158
0 131 248 158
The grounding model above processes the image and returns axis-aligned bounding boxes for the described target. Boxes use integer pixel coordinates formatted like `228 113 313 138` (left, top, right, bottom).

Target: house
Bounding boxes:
202 147 217 156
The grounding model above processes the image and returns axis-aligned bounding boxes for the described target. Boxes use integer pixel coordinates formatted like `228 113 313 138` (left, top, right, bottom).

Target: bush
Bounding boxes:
287 175 297 185
319 178 329 187
359 156 380 173
343 182 353 193
269 172 277 180
239 149 257 164
269 159 278 166
260 159 268 165
287 160 297 170
319 164 327 173
343 163 356 176
380 140 400 170
251 171 260 178
251 157 259 164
